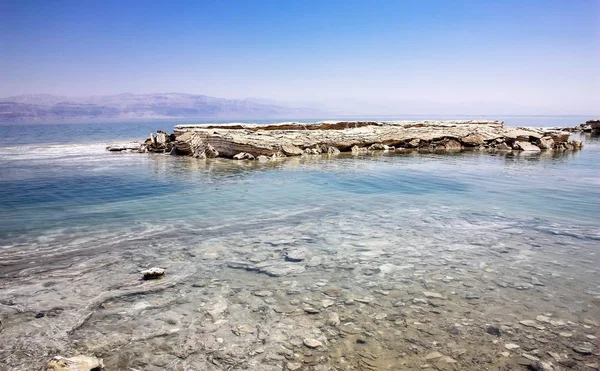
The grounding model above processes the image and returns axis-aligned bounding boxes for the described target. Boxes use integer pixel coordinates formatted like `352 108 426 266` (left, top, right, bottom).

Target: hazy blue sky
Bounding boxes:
1 0 598 114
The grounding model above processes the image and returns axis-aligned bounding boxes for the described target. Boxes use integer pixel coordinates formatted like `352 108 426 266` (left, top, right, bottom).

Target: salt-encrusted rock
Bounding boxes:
303 338 323 348
351 145 367 153
120 121 583 158
368 143 386 150
233 152 255 160
193 143 219 159
281 145 304 156
146 131 174 153
514 141 541 151
406 138 421 148
550 132 570 143
141 267 165 280
536 137 555 150
327 146 341 154
495 142 511 150
285 249 306 262
327 312 341 326
106 142 142 152
44 355 104 371
461 133 485 146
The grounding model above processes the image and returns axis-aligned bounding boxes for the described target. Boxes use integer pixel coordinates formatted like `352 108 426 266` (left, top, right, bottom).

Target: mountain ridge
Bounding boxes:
0 93 323 122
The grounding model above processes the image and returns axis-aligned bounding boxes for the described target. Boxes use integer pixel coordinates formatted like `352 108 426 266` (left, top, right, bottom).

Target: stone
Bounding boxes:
536 137 555 150
193 143 219 159
141 267 165 280
285 249 306 262
440 356 457 364
256 155 269 162
559 359 578 368
233 152 255 160
254 262 306 277
424 351 443 360
520 320 546 330
423 291 444 299
505 343 520 350
351 145 368 153
327 312 341 327
303 306 320 314
486 326 501 336
461 133 485 146
583 318 599 327
571 345 592 355
529 360 554 371
303 338 323 349
286 362 302 370
531 277 545 286
44 355 104 371
514 282 534 290
207 299 228 320
281 145 304 156
514 141 541 151
322 289 343 297
536 315 551 323
321 299 335 308
327 146 341 154
252 290 273 297
550 132 570 143
368 143 386 150
234 324 255 335
273 305 296 314
496 142 511 150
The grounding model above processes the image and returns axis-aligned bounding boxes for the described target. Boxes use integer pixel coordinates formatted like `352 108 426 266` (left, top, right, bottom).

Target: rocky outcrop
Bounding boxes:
113 120 584 159
574 119 600 134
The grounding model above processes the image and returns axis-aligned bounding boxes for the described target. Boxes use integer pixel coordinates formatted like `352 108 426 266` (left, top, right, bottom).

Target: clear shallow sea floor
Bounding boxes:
0 121 599 370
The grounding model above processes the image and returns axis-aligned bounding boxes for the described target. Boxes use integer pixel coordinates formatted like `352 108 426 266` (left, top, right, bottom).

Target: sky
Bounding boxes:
1 0 599 114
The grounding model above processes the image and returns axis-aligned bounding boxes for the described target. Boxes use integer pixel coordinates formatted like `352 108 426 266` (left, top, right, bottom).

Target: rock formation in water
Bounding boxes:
107 120 584 159
574 119 600 134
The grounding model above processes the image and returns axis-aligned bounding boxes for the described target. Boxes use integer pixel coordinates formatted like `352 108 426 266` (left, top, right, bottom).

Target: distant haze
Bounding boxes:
1 1 598 116
0 93 324 122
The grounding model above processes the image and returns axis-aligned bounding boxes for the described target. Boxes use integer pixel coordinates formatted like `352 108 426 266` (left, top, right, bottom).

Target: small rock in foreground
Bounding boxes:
303 338 323 348
141 267 165 280
44 355 104 371
285 249 306 262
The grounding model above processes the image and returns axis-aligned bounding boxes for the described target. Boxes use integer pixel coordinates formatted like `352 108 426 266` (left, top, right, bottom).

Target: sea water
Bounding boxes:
0 116 598 370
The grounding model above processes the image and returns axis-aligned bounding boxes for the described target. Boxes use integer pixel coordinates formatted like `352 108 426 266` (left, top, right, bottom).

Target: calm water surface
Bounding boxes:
0 116 598 370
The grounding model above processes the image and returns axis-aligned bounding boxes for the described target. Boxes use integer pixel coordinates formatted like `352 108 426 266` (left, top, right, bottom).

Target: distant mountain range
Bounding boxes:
0 93 323 122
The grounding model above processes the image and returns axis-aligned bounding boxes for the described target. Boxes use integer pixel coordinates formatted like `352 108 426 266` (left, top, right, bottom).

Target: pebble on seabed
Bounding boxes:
140 267 165 280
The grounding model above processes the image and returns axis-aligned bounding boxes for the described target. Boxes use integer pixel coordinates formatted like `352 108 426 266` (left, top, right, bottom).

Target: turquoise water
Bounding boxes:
0 117 599 369
0 117 598 247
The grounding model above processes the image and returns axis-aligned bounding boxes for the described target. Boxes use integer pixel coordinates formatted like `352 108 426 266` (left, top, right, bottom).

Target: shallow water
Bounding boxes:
0 117 598 370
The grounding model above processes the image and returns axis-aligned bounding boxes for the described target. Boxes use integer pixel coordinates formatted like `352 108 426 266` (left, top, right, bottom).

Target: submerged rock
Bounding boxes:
303 338 323 348
514 141 541 151
285 249 306 262
233 152 255 160
44 355 104 371
281 145 304 156
141 267 165 280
